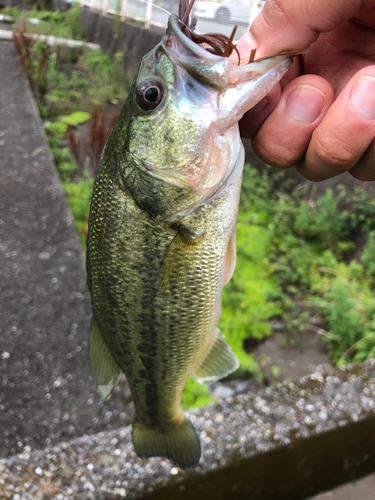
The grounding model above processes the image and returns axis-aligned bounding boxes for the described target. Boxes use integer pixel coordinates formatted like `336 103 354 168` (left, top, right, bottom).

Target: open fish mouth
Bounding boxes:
162 4 294 115
128 1 294 206
171 0 240 61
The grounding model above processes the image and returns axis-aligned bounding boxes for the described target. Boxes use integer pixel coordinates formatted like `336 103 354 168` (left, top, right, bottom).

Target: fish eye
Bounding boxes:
136 79 164 110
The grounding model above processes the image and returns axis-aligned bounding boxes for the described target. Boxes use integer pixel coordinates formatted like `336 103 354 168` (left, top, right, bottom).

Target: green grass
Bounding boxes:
238 166 375 368
62 165 375 408
182 378 215 410
3 4 84 40
59 111 90 127
63 179 93 247
13 11 130 119
219 222 282 378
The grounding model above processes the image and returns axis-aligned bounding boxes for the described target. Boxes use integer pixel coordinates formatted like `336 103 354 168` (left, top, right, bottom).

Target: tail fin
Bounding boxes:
132 416 201 470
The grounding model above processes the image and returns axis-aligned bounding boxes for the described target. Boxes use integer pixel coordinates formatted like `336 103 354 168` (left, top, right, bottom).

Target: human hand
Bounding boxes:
237 0 375 181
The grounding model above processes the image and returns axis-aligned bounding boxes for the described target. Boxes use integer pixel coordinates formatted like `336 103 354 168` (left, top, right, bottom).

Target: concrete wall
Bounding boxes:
80 6 164 78
3 360 375 499
52 0 164 79
0 0 26 9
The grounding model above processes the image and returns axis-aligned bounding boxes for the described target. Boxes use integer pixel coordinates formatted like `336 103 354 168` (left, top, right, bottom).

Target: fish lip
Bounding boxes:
163 14 230 90
165 14 223 62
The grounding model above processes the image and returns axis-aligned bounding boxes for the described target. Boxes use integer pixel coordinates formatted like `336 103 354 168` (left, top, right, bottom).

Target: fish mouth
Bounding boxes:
162 14 231 90
163 11 293 96
166 13 232 63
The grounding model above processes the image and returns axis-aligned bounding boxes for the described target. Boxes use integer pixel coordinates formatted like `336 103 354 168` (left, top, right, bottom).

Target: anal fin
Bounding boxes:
192 328 239 385
90 317 122 401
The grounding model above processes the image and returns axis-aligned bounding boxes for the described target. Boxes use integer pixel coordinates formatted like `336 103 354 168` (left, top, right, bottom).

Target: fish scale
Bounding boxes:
87 8 292 470
88 141 242 415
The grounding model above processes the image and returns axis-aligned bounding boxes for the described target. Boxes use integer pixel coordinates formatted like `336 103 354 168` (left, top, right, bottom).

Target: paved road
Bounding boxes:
0 36 133 457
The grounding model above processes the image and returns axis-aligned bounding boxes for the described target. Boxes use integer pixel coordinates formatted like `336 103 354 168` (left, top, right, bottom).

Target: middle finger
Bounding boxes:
251 74 333 169
297 66 375 181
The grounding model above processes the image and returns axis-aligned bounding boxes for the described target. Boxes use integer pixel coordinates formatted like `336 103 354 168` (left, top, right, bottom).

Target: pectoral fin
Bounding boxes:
158 225 205 291
90 317 122 401
192 328 239 385
223 229 236 287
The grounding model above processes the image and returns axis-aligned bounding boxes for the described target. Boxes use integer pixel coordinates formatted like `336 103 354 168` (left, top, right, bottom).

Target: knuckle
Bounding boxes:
265 0 288 19
262 0 290 29
252 0 292 37
255 132 300 168
314 134 357 168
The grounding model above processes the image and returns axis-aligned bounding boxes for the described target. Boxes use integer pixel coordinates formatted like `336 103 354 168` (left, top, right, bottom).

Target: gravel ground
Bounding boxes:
2 361 375 499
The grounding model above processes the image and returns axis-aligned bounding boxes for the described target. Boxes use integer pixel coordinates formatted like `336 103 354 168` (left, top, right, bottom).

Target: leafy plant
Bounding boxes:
60 111 90 126
0 6 21 17
13 10 130 121
11 5 84 40
361 231 375 278
63 179 93 247
182 378 214 410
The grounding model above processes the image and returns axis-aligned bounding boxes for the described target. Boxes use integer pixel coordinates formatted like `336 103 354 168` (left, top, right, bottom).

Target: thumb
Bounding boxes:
250 0 373 58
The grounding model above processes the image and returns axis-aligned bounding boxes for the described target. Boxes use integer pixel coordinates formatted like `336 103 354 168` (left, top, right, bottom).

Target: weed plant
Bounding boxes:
3 4 84 40
11 8 130 247
236 166 375 369
13 14 129 118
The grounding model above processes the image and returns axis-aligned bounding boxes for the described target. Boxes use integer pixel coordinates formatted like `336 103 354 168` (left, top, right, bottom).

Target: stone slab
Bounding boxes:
308 473 375 500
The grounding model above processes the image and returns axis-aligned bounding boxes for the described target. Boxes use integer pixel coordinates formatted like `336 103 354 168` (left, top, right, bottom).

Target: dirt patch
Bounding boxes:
252 328 332 384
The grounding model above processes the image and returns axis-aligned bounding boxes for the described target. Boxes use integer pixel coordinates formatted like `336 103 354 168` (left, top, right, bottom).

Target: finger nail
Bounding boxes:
286 85 327 123
350 76 375 120
252 97 269 112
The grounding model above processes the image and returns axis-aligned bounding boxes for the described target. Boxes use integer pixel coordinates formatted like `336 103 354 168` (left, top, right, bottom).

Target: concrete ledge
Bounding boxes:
1 361 375 499
1 29 101 48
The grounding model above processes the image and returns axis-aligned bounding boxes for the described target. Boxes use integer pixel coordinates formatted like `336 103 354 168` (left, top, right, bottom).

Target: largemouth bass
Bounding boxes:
87 2 292 470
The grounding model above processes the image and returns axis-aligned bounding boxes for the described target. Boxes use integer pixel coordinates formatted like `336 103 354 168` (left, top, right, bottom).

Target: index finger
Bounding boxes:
251 0 373 58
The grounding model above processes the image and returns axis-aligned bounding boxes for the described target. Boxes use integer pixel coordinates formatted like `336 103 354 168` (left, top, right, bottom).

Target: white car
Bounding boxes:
192 0 264 24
